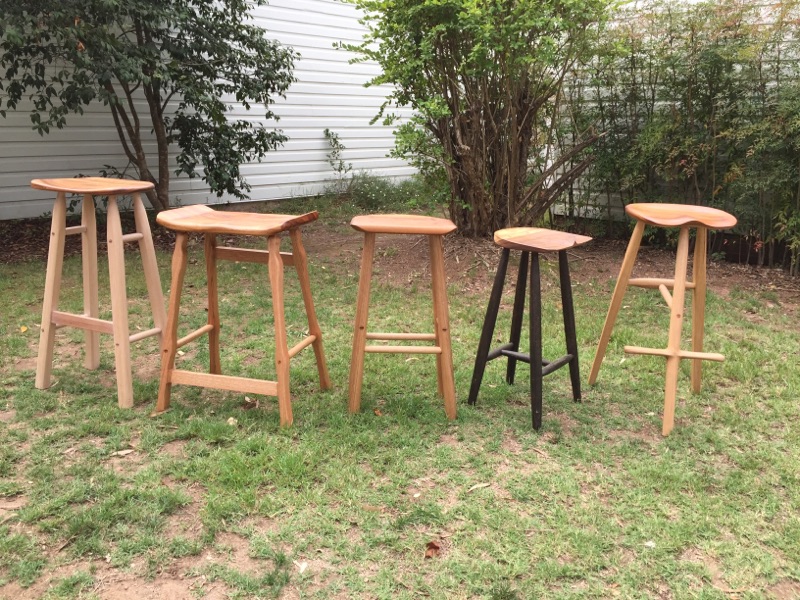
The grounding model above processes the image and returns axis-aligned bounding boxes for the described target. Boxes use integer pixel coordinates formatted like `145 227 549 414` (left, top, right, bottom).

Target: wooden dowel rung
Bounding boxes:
629 277 695 290
366 332 437 341
500 349 531 364
65 225 87 236
624 345 725 362
365 345 442 354
487 343 514 361
658 284 673 308
121 232 144 243
288 335 316 358
541 354 573 376
128 327 161 343
215 247 294 266
51 310 114 334
170 369 278 396
176 324 215 349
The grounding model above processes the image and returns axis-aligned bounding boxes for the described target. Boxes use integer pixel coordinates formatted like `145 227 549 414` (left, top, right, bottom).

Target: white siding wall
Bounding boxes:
0 0 412 220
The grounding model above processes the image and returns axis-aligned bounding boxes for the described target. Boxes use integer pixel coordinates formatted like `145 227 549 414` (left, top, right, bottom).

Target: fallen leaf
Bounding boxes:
110 449 134 457
644 540 656 548
19 326 27 333
424 540 441 559
373 409 383 416
63 447 77 455
227 417 238 427
467 483 491 493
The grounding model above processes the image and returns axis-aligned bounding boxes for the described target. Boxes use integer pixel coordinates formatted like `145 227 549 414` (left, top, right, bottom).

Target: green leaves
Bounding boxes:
0 0 295 211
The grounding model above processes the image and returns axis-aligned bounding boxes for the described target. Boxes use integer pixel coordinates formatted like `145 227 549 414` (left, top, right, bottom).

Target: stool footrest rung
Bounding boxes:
215 246 294 266
541 354 574 376
487 343 514 361
288 335 316 358
624 345 725 362
500 349 532 364
658 284 673 308
366 332 437 341
121 232 144 243
64 225 87 236
129 327 161 343
629 277 696 290
365 345 442 354
170 369 278 396
52 310 114 334
177 324 215 349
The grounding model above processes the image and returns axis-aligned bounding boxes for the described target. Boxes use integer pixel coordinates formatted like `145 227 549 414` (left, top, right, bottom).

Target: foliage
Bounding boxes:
571 0 800 271
0 0 295 212
323 128 354 195
344 0 613 237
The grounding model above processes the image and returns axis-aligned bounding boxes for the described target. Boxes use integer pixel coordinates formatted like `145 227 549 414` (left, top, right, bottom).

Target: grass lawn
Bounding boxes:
1 195 798 599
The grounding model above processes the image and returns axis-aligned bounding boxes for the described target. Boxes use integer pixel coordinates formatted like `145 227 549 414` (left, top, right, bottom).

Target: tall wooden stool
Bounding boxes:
349 214 457 420
155 205 331 426
468 228 592 429
33 177 166 408
589 203 737 435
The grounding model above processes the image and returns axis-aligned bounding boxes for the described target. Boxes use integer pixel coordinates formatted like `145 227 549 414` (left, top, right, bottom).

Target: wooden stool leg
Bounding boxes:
691 226 708 393
349 233 375 413
290 229 331 390
589 220 645 384
268 235 293 427
559 250 581 402
133 193 166 340
430 234 456 420
530 253 543 430
663 226 691 436
81 194 100 370
204 234 221 374
35 192 67 389
156 232 189 414
507 251 529 385
468 248 510 405
106 195 134 408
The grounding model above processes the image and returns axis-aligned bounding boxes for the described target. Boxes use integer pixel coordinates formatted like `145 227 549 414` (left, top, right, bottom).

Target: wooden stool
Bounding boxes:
33 177 166 408
155 205 331 426
468 228 592 429
349 214 457 420
589 203 737 435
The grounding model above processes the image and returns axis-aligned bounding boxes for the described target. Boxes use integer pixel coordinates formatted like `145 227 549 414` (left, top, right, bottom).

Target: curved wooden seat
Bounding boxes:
494 227 592 252
31 177 154 195
156 205 318 236
625 203 737 229
351 214 456 236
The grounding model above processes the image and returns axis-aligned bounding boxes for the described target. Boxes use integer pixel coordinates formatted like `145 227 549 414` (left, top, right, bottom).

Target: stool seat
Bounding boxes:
31 177 154 195
626 203 737 229
156 205 318 236
494 227 592 252
351 214 457 236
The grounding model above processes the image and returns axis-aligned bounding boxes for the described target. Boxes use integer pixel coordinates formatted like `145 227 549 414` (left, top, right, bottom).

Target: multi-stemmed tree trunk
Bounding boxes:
347 0 609 237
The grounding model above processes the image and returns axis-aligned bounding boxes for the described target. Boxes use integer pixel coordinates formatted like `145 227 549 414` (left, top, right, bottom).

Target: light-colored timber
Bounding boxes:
33 178 164 408
493 227 592 253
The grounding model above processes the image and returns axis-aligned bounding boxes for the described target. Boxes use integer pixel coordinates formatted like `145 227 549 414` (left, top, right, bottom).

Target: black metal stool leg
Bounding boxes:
559 250 581 402
506 251 529 385
530 252 543 429
468 248 510 405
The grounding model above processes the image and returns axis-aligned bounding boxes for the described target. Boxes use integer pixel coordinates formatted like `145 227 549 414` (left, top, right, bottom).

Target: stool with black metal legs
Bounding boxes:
588 203 737 436
154 205 331 426
468 228 592 429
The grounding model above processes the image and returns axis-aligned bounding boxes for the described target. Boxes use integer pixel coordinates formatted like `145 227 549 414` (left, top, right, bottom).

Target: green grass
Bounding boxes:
1 193 799 598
